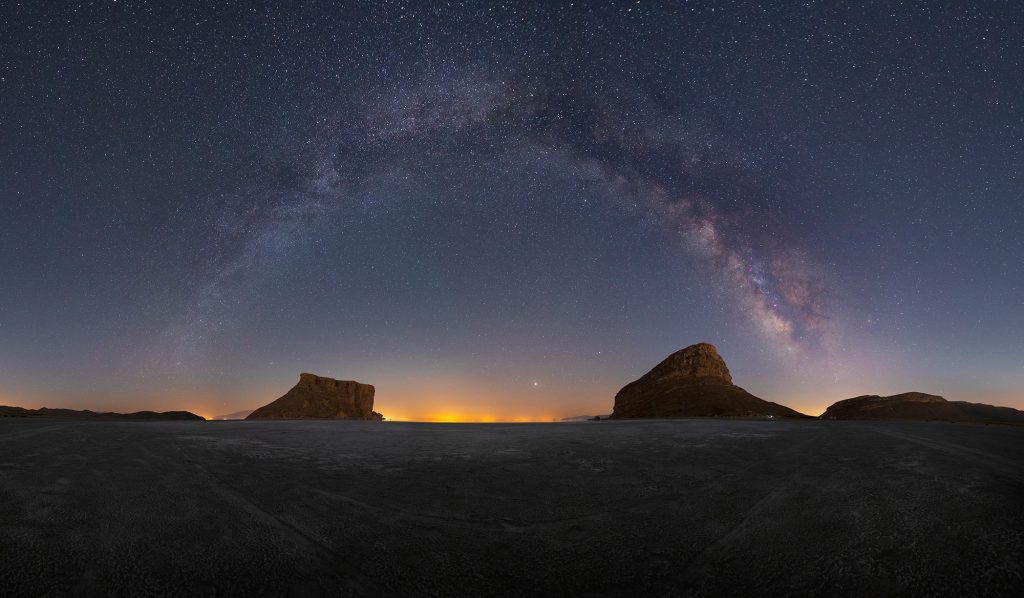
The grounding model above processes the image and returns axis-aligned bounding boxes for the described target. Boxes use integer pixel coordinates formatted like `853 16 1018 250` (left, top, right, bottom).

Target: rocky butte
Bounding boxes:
246 373 384 420
610 342 808 419
821 392 1024 423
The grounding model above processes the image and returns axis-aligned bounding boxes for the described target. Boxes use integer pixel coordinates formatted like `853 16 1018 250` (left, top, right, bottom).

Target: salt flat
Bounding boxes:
1 418 1022 596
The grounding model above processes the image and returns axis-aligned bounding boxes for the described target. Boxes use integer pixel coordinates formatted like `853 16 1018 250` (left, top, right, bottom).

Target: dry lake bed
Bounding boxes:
1 418 1022 596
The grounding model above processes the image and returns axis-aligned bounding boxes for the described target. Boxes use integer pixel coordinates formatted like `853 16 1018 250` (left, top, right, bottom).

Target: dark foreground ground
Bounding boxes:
1 419 1022 596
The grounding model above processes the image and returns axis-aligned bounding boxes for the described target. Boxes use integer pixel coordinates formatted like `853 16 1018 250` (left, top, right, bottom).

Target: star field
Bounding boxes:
1 1 1022 419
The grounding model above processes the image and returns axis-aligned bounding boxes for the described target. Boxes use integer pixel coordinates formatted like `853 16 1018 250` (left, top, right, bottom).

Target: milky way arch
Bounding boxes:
173 74 837 362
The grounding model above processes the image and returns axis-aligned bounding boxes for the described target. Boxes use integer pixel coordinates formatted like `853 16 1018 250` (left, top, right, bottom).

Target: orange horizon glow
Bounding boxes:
384 411 561 423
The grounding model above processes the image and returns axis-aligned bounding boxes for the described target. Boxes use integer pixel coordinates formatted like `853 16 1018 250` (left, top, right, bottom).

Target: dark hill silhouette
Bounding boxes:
610 343 809 419
821 392 1024 422
0 405 204 420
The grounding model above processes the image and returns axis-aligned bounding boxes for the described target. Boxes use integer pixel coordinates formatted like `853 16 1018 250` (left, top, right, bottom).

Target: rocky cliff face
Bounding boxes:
631 342 734 385
611 343 807 419
246 373 383 420
821 392 1024 422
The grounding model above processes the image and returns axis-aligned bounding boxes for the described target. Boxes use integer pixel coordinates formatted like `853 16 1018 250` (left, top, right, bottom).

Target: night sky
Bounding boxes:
2 1 1022 420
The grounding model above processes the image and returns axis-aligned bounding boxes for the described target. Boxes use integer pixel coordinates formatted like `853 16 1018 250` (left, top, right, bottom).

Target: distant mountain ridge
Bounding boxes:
0 405 204 420
821 392 1024 422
